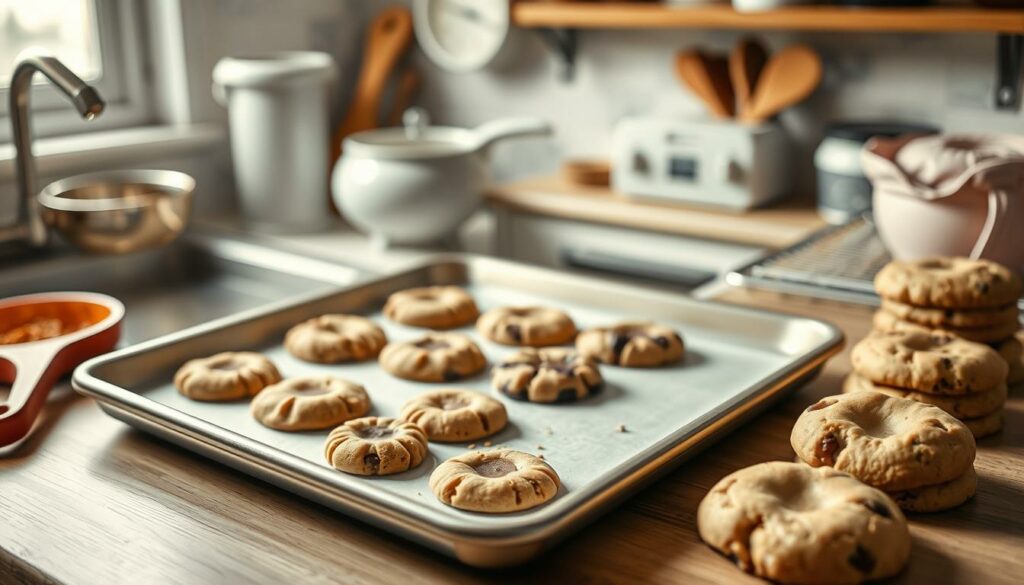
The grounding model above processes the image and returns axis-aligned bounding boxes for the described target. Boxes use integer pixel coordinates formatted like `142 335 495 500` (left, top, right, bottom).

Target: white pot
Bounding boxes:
333 112 551 247
213 52 335 232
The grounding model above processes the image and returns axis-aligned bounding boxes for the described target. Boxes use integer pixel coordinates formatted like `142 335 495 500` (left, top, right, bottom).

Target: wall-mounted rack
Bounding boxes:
514 3 1024 109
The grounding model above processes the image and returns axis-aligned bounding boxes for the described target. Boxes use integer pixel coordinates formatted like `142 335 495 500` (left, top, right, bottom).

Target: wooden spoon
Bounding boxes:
332 6 413 160
742 44 822 125
675 50 734 119
730 37 769 119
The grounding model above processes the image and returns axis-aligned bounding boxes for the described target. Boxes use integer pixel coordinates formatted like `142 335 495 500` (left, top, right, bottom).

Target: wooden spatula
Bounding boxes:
742 44 822 125
332 6 413 160
675 50 735 120
730 37 769 119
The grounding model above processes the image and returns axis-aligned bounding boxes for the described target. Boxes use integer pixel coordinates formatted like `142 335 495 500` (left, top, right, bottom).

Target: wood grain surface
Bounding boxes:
486 176 825 250
512 3 1024 34
2 288 1021 585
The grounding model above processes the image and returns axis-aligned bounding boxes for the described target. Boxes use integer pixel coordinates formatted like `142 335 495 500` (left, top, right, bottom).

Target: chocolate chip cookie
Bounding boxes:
888 466 977 513
492 348 602 403
251 376 371 431
324 416 428 476
996 334 1024 385
874 257 1022 309
383 286 479 330
961 410 1004 439
476 306 577 347
880 298 1019 329
698 461 910 585
284 314 387 363
174 351 282 402
429 449 560 513
842 373 1006 420
379 333 486 382
851 331 1007 394
791 393 976 491
400 389 507 442
873 308 1020 344
576 321 685 367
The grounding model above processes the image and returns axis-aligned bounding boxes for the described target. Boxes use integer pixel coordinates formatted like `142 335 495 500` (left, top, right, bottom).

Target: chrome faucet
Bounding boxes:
3 54 105 249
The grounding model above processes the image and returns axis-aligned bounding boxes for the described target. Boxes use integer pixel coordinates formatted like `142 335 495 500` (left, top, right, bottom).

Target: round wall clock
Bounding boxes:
413 0 511 72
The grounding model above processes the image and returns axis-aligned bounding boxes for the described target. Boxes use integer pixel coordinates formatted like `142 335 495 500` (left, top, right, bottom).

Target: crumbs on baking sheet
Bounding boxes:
536 444 545 450
467 443 477 449
483 440 492 447
616 424 627 433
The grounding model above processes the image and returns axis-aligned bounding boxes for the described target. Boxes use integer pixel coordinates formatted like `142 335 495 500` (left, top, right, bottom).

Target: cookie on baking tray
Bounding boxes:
383 286 479 330
251 376 371 431
576 321 684 367
174 351 282 402
400 389 507 442
284 314 387 364
874 257 1022 309
476 306 577 347
429 449 560 513
697 461 910 585
888 466 978 513
873 308 1020 344
791 393 976 492
324 416 428 476
379 333 487 382
851 331 1007 394
492 347 603 403
842 373 1006 421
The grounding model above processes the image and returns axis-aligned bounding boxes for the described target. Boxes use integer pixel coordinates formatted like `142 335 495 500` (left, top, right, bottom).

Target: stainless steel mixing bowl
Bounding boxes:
38 170 194 254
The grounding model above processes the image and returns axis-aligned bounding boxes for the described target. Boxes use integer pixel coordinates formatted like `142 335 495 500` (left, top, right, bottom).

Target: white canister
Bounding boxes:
213 52 335 231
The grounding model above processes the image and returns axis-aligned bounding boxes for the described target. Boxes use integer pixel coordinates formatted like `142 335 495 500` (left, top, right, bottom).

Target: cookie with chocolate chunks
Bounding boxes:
698 461 910 584
576 321 684 367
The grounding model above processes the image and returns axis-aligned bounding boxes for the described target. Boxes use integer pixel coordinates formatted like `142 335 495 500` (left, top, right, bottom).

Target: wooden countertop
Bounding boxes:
486 176 827 249
2 288 1021 584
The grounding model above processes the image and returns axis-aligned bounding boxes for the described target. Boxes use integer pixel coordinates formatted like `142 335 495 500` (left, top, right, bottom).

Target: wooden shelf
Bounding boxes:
512 3 1024 34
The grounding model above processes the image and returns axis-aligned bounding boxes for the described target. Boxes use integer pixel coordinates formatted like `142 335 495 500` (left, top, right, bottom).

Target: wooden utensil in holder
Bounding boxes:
332 6 414 161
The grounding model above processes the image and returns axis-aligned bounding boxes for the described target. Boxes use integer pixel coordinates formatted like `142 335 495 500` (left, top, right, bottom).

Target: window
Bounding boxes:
0 0 151 142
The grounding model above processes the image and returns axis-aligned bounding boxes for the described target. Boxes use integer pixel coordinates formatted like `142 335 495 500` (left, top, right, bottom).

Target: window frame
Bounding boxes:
0 0 152 142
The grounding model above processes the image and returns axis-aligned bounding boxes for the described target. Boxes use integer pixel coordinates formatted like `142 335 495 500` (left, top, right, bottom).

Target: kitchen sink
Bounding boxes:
0 232 362 344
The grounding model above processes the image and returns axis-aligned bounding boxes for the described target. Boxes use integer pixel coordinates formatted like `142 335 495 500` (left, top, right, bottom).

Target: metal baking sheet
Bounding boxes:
73 255 843 567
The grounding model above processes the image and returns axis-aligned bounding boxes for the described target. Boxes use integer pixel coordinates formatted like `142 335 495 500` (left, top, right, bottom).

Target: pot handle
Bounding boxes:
0 346 60 447
473 117 552 152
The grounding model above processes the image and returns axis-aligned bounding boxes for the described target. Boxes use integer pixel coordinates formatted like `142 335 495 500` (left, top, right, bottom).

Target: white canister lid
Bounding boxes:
213 51 335 88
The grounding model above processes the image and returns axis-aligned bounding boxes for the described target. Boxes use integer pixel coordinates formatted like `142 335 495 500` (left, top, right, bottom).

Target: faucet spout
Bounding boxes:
7 54 105 248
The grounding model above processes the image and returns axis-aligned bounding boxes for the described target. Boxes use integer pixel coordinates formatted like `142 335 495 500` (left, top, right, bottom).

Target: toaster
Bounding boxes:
611 117 791 210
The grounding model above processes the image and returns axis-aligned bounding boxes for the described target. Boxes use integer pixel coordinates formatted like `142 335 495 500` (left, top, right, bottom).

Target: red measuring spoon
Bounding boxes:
0 292 124 447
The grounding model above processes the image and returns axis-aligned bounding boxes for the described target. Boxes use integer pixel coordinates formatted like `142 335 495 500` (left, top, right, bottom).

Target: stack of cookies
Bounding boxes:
792 392 978 513
848 329 1008 439
872 257 1023 385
